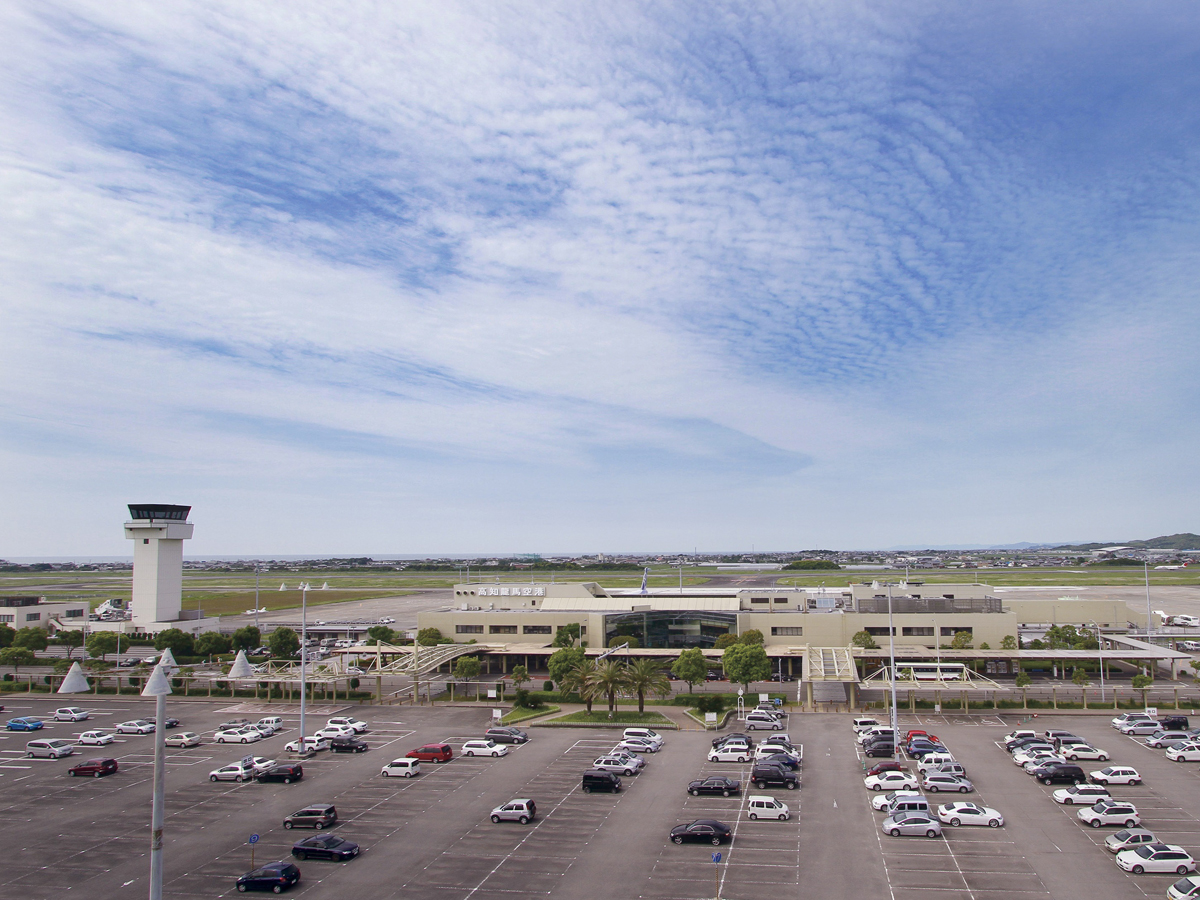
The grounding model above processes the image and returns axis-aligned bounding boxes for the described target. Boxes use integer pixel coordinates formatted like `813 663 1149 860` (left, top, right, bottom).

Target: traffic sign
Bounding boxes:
711 851 722 863
248 834 259 844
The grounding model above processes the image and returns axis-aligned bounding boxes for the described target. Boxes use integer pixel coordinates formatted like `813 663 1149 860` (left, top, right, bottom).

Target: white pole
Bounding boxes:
887 583 899 761
1145 562 1153 635
300 584 307 746
254 565 261 634
149 691 166 900
1093 621 1105 703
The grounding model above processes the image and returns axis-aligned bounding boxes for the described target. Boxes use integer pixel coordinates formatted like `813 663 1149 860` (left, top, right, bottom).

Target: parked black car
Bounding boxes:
581 769 621 793
291 834 360 861
670 819 732 845
712 733 753 749
235 861 301 892
761 753 800 770
257 764 304 784
148 716 180 729
283 804 338 830
864 743 896 758
1161 716 1189 731
485 726 529 744
1031 763 1086 785
330 737 369 754
751 764 799 790
688 776 741 797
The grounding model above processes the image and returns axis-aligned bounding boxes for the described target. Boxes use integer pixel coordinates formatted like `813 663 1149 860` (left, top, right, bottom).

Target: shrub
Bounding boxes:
513 688 545 710
543 681 554 692
349 678 360 689
693 695 726 714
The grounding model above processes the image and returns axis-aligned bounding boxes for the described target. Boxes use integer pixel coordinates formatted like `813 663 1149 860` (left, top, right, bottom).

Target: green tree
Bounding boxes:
608 635 638 649
739 629 764 646
453 656 481 681
850 630 879 650
1015 668 1031 706
57 629 84 659
553 623 581 648
722 643 772 689
154 628 194 657
13 627 49 652
625 658 671 713
547 647 585 686
0 624 14 648
268 627 301 659
1190 659 1200 683
367 625 396 644
416 627 443 646
670 647 708 693
0 646 36 672
950 631 973 650
231 626 261 653
587 659 630 715
1132 672 1153 706
195 632 231 659
561 658 598 711
979 642 991 650
86 631 122 660
510 664 530 689
1071 667 1089 686
713 633 739 650
1000 634 1018 650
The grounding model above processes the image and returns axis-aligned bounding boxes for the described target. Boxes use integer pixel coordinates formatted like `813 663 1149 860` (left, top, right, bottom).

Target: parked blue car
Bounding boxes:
6 717 44 731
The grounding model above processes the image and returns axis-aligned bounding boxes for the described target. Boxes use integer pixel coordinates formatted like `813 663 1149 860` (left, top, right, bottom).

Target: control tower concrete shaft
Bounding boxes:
124 504 193 625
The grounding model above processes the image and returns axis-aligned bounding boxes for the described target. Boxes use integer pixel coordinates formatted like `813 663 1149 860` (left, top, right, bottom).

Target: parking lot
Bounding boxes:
4 698 1200 899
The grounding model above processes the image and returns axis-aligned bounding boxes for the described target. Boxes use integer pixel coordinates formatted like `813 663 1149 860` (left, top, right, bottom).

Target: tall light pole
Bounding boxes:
887 583 899 761
1092 621 1106 703
141 659 174 900
1145 561 1153 636
254 564 262 634
299 582 308 747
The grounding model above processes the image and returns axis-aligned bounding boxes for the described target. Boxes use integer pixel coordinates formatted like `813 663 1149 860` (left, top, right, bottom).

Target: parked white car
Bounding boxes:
77 730 114 746
617 738 659 754
853 718 881 734
1117 844 1196 875
380 758 421 778
1078 800 1140 828
1013 749 1061 767
326 716 369 733
593 754 641 775
165 731 202 748
872 789 922 811
258 716 285 731
1112 713 1157 729
937 802 1004 827
746 795 791 820
314 724 356 741
209 762 255 782
754 744 799 761
54 707 90 722
250 722 276 737
215 726 261 744
463 740 508 758
1053 784 1111 805
1090 766 1142 784
708 746 752 763
865 771 919 792
284 735 331 753
1063 745 1110 761
1120 721 1164 735
1168 743 1200 762
115 720 155 735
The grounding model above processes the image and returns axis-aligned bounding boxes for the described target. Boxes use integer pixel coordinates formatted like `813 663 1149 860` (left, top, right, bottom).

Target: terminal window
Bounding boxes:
902 627 934 636
941 626 972 637
750 597 770 604
865 626 895 636
0 614 12 623
65 609 84 617
455 624 483 634
489 625 518 634
25 612 41 621
522 625 552 634
770 626 803 636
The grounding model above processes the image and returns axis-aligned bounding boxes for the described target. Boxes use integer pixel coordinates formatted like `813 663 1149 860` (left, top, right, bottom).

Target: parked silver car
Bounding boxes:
881 812 942 838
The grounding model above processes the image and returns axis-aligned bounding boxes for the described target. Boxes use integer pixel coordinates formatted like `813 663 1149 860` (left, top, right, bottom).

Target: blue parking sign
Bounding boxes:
249 834 259 845
711 851 721 863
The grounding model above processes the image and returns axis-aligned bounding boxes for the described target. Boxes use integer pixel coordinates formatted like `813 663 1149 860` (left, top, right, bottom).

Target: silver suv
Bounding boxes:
490 799 536 824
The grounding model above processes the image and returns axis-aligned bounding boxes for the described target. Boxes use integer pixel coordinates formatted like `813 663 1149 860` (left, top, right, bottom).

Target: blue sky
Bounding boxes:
2 1 1199 556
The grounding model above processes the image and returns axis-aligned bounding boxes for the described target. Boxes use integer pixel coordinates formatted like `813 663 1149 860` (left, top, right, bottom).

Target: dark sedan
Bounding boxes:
291 834 360 862
712 733 753 749
256 764 304 784
688 776 741 797
867 760 906 778
68 757 118 778
906 741 947 758
330 737 369 754
235 861 301 892
485 726 529 744
671 819 732 845
865 743 897 758
762 753 800 771
148 716 180 729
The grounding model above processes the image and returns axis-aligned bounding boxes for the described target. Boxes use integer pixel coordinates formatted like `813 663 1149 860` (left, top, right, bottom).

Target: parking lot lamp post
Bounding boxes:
887 583 899 761
300 583 308 747
141 662 173 900
254 565 262 633
1145 562 1153 636
1092 621 1105 703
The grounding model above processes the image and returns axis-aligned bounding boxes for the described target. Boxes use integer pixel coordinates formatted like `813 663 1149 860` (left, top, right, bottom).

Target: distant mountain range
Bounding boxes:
1049 533 1200 552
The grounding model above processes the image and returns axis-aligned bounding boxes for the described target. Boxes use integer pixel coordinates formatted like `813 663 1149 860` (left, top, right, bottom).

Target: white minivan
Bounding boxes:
745 710 785 731
380 758 421 778
747 795 791 820
622 728 664 749
27 739 75 759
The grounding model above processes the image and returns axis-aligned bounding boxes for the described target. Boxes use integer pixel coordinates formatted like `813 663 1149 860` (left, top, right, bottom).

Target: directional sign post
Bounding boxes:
249 833 259 867
711 851 722 899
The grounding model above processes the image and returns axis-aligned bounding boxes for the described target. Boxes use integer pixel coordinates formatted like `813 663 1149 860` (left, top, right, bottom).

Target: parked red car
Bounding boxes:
866 760 906 778
905 730 940 744
406 743 453 763
69 757 118 778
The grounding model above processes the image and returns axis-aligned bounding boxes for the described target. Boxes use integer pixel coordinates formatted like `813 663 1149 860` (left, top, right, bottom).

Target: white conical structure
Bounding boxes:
158 647 178 672
280 582 287 590
321 582 328 590
227 649 254 680
57 661 91 694
141 663 173 697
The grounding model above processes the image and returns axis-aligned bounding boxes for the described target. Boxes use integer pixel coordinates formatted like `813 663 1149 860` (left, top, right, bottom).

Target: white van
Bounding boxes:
887 795 930 816
852 718 881 733
746 795 791 820
917 753 956 774
258 716 285 730
27 739 75 759
1176 616 1200 628
380 758 421 778
1180 641 1200 652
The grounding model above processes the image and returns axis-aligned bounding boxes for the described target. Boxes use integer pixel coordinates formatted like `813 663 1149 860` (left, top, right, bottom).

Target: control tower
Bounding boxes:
124 504 193 626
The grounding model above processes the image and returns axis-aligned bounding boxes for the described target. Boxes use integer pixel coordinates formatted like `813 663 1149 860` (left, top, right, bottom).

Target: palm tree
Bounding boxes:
587 659 630 715
561 659 599 713
625 658 671 713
